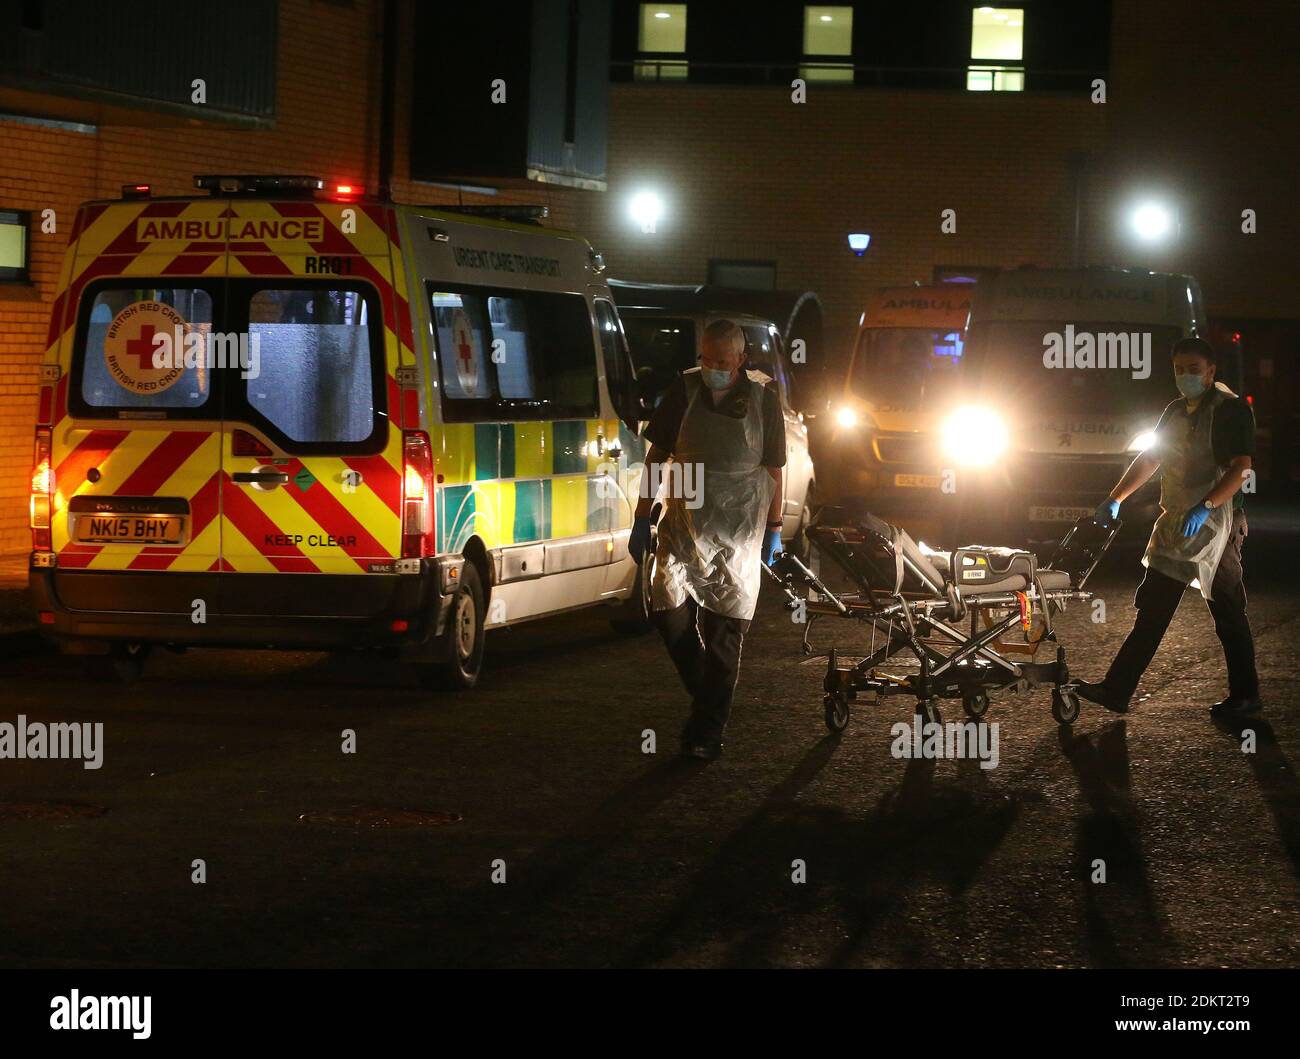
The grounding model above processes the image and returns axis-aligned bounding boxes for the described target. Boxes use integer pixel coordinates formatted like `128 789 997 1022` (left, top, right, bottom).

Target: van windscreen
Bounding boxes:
967 321 1181 413
851 327 963 410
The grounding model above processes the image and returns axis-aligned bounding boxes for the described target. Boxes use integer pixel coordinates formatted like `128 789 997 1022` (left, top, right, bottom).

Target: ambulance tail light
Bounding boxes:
402 431 436 558
30 428 53 550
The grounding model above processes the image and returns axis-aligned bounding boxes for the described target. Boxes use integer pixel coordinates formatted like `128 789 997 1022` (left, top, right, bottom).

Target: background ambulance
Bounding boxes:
947 265 1228 544
818 284 969 533
29 175 648 686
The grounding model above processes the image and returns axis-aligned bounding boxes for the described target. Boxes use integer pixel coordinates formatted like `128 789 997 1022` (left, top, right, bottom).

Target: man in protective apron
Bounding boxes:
1077 337 1260 717
629 319 787 760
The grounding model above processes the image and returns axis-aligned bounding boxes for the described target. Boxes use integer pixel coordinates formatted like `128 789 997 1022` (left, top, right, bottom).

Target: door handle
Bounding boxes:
233 470 289 486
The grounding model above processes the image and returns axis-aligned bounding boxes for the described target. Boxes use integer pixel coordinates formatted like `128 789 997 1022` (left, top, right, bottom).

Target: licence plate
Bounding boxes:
1029 505 1092 523
76 514 185 544
894 474 940 489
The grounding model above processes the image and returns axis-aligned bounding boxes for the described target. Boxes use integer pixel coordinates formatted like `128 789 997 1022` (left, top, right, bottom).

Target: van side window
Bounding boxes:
245 288 378 445
742 323 789 406
74 285 216 413
431 292 493 400
487 296 535 400
429 284 598 423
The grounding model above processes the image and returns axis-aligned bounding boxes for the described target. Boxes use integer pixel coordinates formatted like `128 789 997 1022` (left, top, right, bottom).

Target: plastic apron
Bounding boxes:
1142 383 1236 601
652 370 775 621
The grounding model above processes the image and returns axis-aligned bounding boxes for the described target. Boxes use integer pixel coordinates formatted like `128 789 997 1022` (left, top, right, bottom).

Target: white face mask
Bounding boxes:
701 367 735 390
1176 372 1208 399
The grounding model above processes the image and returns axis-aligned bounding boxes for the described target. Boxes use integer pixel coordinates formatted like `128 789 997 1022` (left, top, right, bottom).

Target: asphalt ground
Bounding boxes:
0 510 1297 969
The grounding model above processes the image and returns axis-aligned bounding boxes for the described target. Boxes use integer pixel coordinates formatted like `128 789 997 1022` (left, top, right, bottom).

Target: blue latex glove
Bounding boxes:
1094 498 1120 528
1180 503 1211 538
762 527 783 567
629 515 653 564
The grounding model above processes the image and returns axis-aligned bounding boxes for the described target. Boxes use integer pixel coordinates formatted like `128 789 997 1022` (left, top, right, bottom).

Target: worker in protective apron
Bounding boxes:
1077 337 1260 717
629 319 787 759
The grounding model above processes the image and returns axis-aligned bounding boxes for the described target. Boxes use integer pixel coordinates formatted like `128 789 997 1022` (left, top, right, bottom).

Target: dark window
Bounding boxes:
430 284 599 422
72 283 218 416
0 209 30 281
621 314 695 400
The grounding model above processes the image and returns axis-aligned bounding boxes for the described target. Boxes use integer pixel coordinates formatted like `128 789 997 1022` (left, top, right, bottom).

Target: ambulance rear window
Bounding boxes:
240 285 383 449
74 285 216 414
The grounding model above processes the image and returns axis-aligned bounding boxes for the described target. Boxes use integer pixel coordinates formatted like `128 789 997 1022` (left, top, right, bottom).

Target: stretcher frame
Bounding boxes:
765 514 1120 730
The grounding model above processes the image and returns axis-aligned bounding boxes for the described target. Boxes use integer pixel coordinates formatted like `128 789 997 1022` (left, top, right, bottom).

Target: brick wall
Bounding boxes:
571 83 1107 366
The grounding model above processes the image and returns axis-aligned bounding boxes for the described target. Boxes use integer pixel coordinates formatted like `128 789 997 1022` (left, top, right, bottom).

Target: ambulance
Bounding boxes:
948 266 1215 542
29 175 648 686
820 285 969 524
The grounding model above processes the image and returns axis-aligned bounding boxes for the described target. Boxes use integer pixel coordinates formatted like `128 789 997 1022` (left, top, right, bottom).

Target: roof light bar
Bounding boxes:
193 174 324 197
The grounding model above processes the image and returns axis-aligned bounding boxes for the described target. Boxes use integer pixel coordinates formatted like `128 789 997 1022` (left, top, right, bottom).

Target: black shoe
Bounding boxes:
681 741 724 761
1074 680 1128 714
1210 695 1262 718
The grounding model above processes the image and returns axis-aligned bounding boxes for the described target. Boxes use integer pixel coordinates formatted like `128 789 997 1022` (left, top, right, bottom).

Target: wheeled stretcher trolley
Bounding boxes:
766 509 1120 731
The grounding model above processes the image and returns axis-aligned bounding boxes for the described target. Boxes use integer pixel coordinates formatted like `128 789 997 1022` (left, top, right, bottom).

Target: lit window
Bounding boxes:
968 7 1024 92
801 6 853 84
0 209 30 282
636 4 688 81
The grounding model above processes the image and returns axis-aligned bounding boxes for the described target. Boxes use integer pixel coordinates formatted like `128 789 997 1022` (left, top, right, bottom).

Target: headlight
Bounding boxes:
941 406 1008 466
835 406 859 428
1128 430 1157 452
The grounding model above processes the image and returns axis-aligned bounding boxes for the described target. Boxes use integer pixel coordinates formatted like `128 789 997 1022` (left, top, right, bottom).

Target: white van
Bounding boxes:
949 266 1211 540
29 175 650 686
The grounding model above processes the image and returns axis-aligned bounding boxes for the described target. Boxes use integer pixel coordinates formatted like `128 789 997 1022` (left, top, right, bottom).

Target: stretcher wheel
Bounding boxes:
916 699 942 728
962 692 990 719
1051 688 1081 726
824 693 851 733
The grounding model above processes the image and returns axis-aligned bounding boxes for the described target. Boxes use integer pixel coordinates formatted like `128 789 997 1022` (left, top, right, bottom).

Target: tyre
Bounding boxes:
421 562 487 690
1051 688 1081 726
824 692 850 733
962 691 990 719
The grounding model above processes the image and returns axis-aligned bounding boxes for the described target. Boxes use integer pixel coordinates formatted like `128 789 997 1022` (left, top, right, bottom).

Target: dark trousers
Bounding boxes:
653 599 751 745
1103 509 1259 704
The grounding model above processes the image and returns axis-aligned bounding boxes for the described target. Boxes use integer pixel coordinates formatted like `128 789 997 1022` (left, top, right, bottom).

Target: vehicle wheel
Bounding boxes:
610 527 657 635
824 692 850 733
962 691 990 719
1051 688 1081 726
916 699 942 728
421 562 486 690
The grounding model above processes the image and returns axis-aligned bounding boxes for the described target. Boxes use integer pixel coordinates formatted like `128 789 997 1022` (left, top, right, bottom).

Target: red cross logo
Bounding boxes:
458 332 474 372
126 325 160 371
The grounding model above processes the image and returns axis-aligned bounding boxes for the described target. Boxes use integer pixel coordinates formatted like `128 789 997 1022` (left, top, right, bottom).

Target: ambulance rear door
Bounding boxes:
216 200 406 608
51 200 230 612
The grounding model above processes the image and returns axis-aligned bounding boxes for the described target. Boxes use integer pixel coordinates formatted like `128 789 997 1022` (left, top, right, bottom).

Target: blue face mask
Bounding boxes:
701 367 735 390
1176 372 1208 399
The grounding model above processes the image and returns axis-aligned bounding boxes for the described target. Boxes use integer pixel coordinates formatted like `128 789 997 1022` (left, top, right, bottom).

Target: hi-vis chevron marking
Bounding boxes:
46 198 408 574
